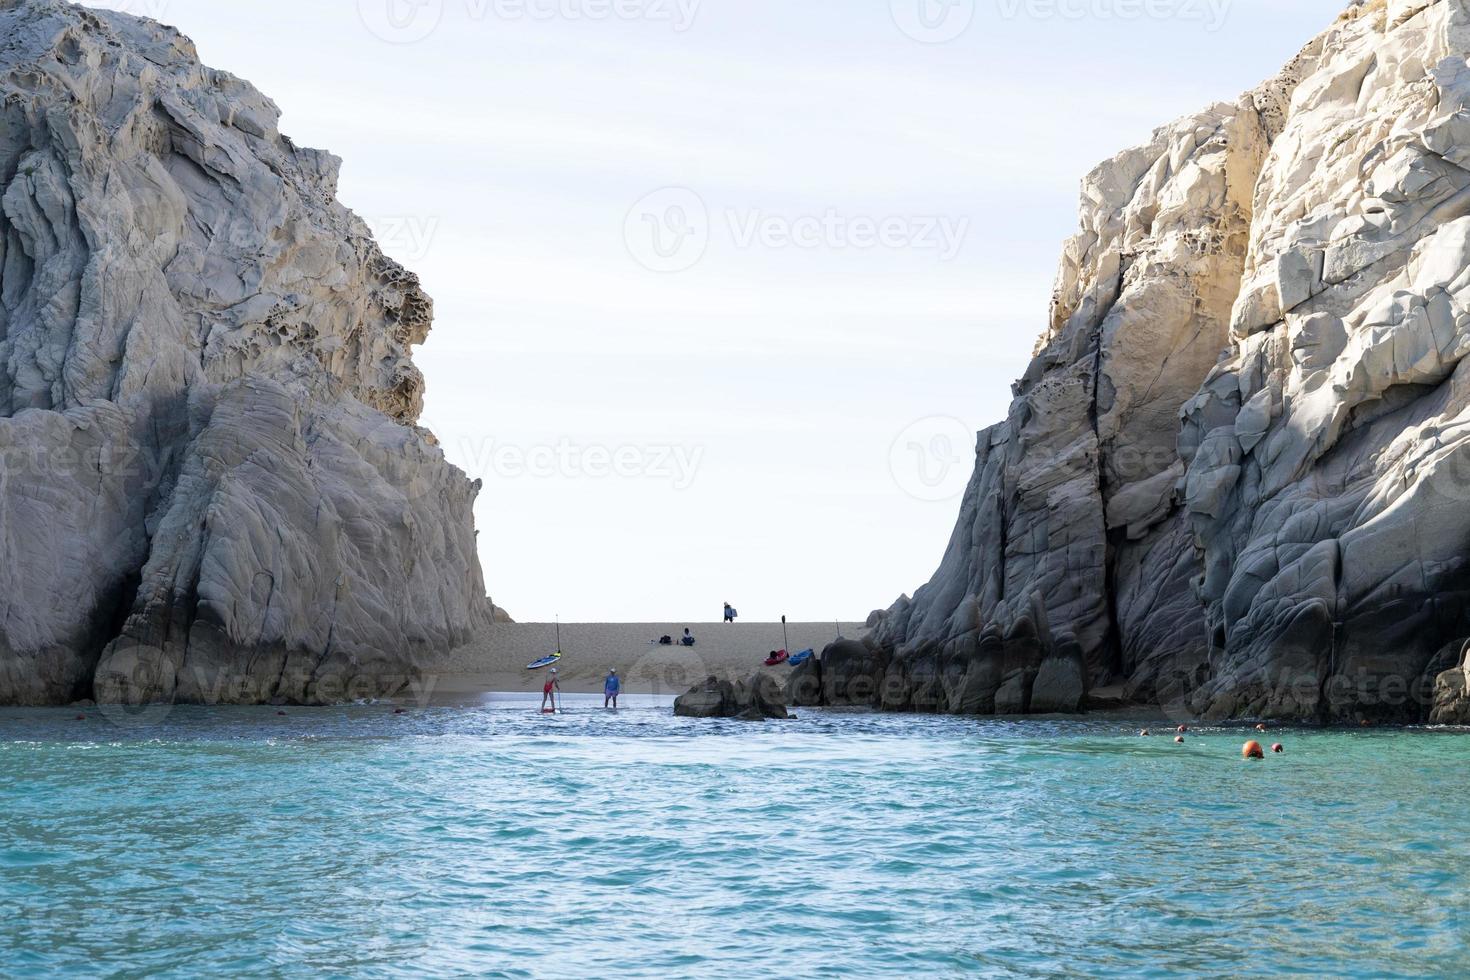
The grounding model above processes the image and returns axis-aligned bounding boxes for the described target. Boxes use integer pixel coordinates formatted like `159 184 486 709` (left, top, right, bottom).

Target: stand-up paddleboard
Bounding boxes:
528 619 565 670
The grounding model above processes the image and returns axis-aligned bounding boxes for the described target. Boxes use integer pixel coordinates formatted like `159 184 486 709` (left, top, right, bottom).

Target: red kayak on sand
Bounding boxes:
764 650 790 667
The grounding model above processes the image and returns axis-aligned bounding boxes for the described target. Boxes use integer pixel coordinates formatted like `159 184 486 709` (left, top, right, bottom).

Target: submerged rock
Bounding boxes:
0 1 489 705
872 1 1470 722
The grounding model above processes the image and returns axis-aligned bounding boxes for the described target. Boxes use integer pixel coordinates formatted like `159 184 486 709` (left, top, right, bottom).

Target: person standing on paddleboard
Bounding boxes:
604 669 620 709
541 667 561 713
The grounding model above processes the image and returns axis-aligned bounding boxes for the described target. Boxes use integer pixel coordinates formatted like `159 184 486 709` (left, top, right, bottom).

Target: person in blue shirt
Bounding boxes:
604 669 621 709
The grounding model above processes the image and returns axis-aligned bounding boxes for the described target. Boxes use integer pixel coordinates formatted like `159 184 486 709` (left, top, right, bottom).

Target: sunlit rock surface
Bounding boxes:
873 0 1470 722
0 0 489 704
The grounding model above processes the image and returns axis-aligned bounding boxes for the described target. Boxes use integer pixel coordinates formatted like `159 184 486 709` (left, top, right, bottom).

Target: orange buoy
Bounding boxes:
1174 735 1185 744
1243 740 1265 760
1272 743 1284 754
1255 723 1267 732
1177 725 1188 734
1139 729 1151 737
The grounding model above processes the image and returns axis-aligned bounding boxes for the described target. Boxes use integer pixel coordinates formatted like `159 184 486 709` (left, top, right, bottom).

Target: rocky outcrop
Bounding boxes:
870 0 1470 723
1431 641 1470 722
0 1 489 705
786 639 889 709
675 673 790 721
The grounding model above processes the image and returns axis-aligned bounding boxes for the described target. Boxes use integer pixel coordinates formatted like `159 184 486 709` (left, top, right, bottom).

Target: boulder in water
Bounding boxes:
675 673 789 721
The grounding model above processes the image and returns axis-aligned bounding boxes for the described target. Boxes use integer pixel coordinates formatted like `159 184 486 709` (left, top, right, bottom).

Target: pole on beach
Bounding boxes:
782 615 789 655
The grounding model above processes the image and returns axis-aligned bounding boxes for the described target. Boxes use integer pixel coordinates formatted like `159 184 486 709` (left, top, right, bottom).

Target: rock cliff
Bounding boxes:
0 0 490 705
867 0 1470 723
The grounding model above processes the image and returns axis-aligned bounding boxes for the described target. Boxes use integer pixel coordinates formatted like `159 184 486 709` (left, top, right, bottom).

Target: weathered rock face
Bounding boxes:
785 639 889 709
0 0 489 705
872 52 1276 716
1183 0 1470 723
875 0 1470 722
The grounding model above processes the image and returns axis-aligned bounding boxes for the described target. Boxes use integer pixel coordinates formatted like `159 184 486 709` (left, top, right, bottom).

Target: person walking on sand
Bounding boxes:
604 669 620 709
541 667 561 713
723 603 737 624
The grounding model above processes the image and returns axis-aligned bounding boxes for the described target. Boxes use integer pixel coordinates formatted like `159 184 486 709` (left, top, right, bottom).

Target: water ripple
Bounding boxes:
1 703 1468 976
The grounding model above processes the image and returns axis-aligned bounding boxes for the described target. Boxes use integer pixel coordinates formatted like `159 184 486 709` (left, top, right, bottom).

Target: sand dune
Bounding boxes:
429 622 864 701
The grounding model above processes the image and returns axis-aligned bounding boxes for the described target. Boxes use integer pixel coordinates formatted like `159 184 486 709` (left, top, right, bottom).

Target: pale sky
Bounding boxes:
84 0 1348 623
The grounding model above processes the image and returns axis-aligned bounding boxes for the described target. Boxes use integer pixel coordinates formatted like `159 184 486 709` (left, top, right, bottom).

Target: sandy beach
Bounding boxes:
429 622 865 702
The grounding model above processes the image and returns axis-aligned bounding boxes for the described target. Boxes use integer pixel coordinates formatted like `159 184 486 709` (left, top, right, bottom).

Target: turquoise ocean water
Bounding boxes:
2 696 1467 977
